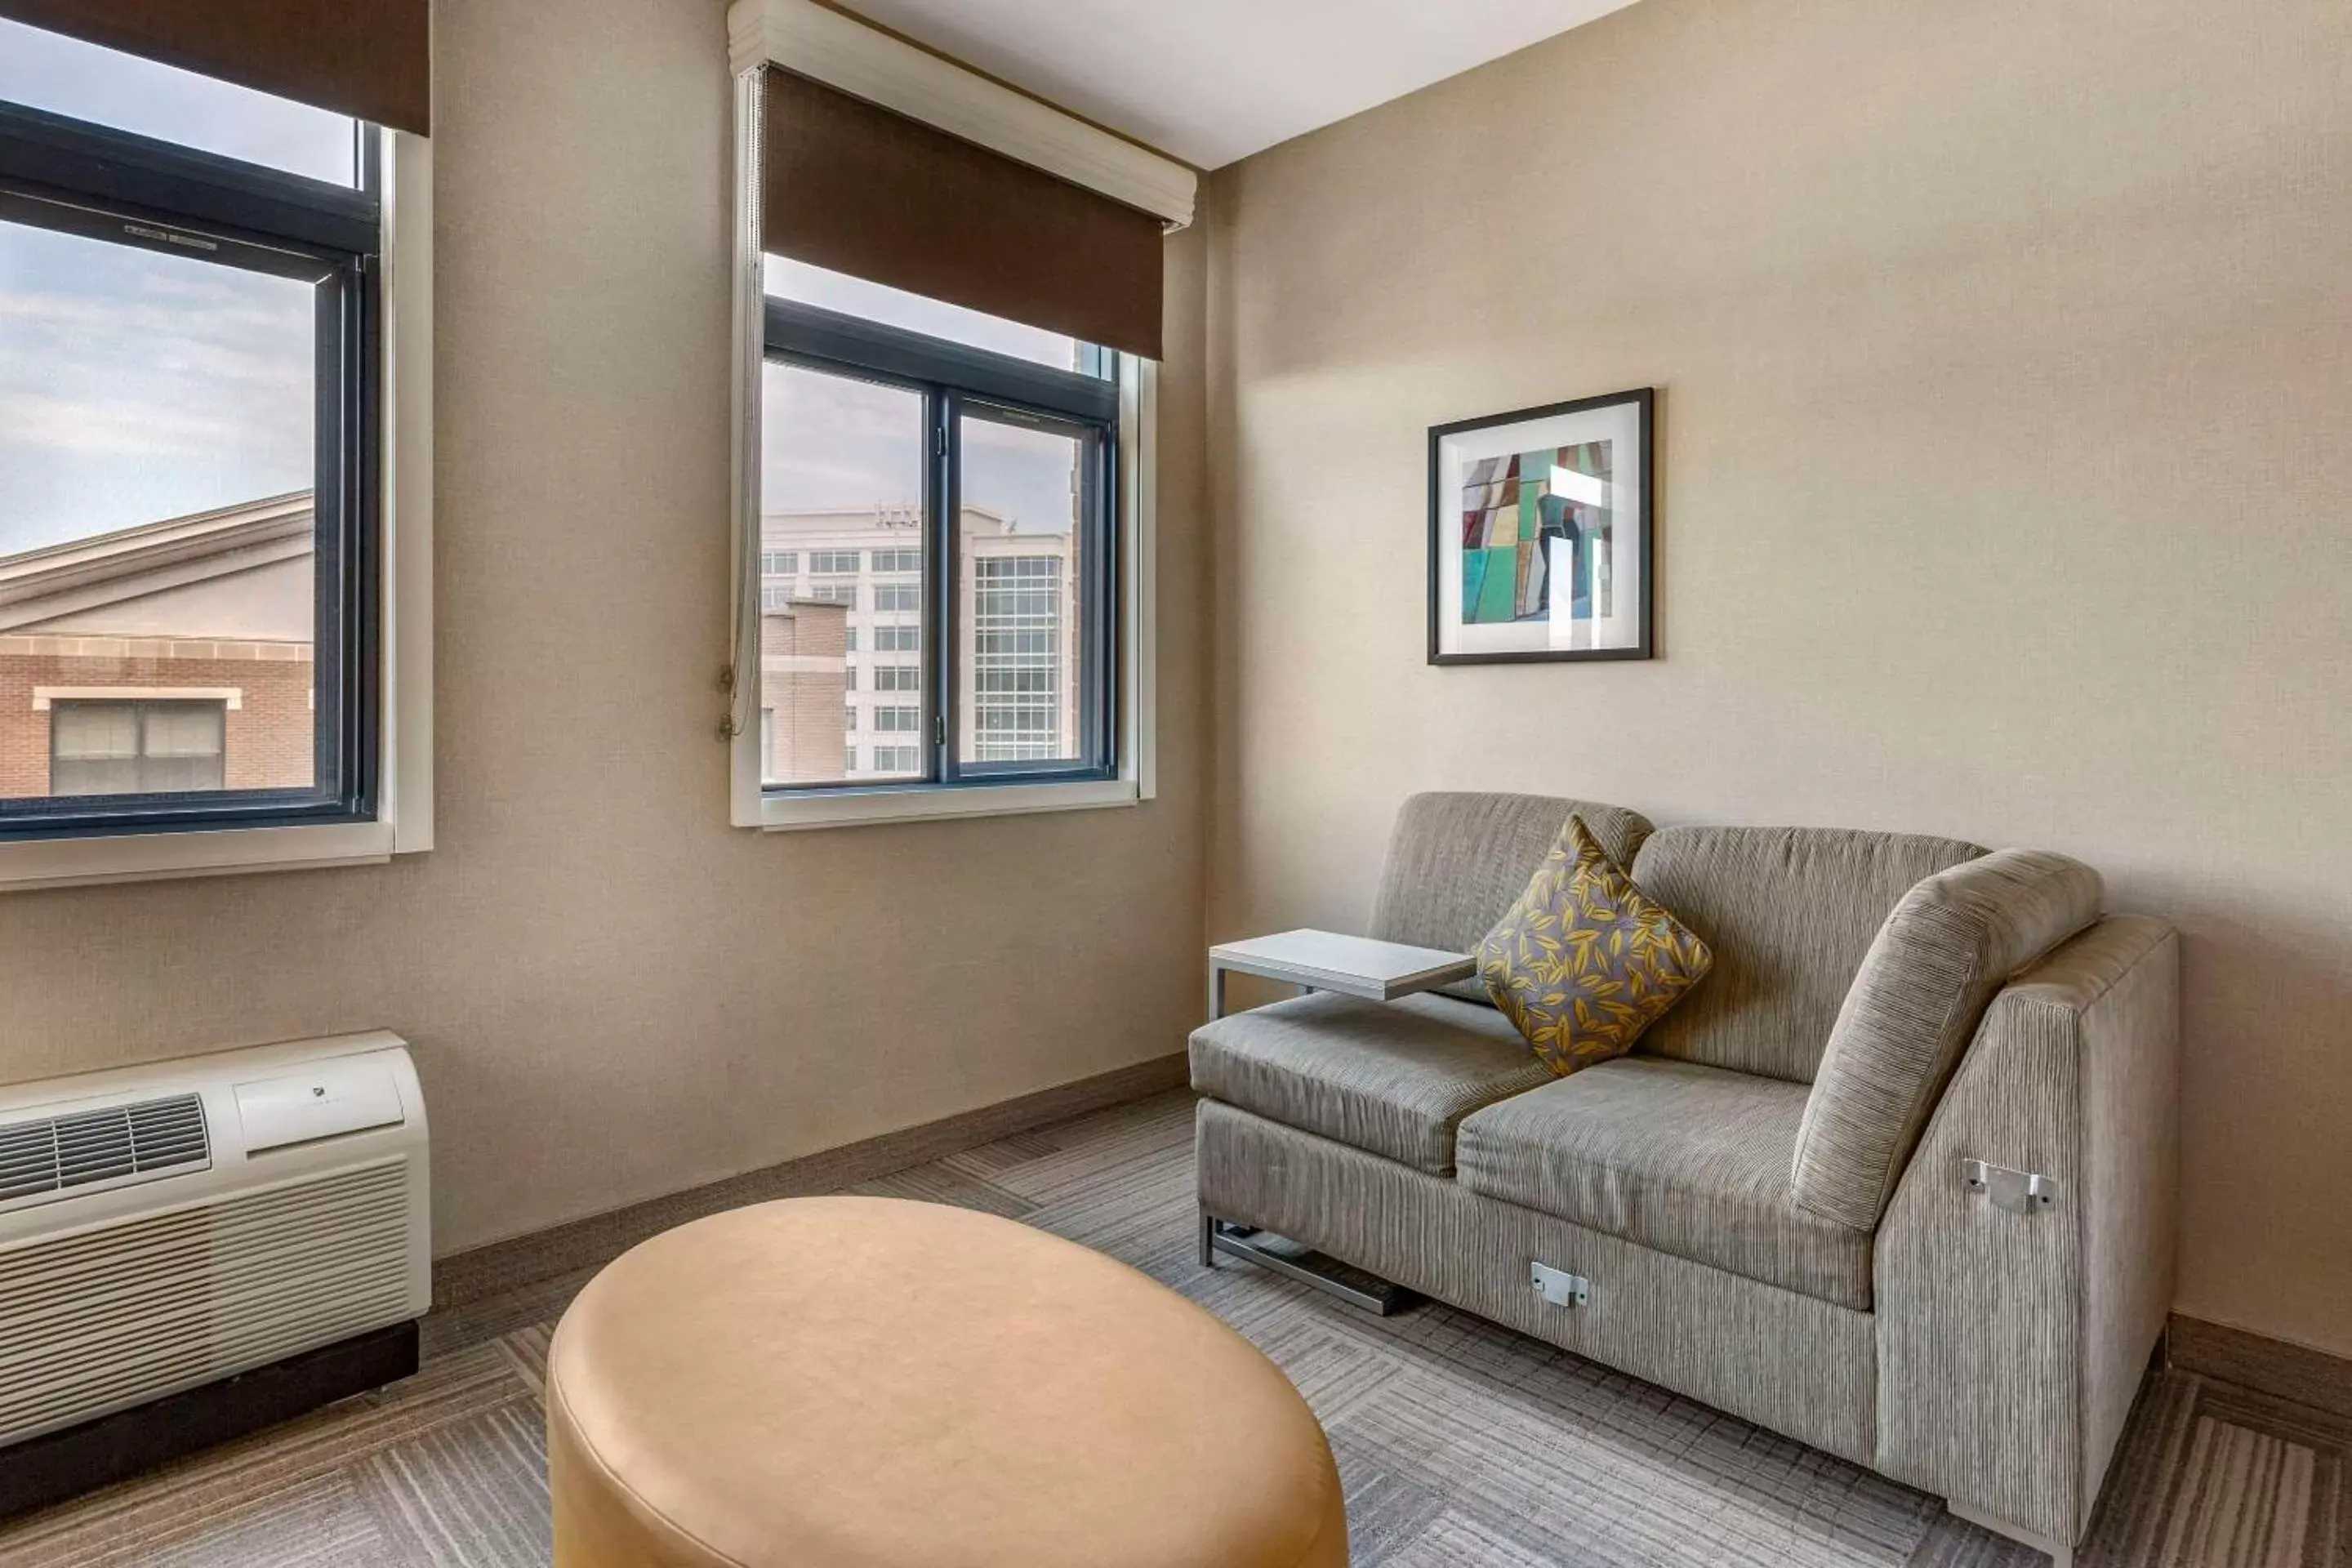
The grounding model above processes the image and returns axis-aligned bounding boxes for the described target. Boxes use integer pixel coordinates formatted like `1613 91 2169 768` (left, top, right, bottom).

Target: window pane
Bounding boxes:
759 361 927 785
0 19 358 186
51 703 136 762
49 700 224 795
0 217 318 803
767 257 1103 377
958 414 1085 767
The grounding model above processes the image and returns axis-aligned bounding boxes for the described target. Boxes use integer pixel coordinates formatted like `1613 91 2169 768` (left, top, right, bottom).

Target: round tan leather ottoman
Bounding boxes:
546 1196 1348 1568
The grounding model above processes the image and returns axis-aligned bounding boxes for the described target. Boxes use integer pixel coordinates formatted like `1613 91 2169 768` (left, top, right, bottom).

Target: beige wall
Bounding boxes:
1205 0 2352 1352
0 0 1210 1257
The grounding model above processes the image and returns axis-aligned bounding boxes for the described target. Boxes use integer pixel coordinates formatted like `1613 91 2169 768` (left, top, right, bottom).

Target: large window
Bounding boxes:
0 26 381 840
757 282 1116 793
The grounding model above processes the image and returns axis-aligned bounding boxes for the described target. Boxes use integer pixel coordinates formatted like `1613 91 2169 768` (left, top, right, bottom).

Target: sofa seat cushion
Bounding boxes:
1190 993 1555 1174
1454 1056 1873 1309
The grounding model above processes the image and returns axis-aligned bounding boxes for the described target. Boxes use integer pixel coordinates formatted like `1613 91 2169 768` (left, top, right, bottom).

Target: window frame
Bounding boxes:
0 101 383 842
758 297 1121 800
0 84 431 893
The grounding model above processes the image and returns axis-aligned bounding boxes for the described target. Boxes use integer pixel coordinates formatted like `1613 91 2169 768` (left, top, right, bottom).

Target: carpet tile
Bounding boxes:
0 1089 2339 1568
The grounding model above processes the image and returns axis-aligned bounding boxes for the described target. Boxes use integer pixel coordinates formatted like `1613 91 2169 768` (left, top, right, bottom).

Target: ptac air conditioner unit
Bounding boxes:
0 1031 428 1516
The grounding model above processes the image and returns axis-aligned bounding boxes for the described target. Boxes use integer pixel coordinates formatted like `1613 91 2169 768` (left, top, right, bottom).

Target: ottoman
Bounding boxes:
546 1195 1348 1568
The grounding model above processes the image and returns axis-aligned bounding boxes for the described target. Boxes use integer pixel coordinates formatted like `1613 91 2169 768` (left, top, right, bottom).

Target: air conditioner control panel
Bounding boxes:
233 1054 407 1155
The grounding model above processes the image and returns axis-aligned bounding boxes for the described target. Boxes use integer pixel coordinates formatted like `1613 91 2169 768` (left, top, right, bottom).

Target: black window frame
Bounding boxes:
0 99 381 841
763 297 1119 795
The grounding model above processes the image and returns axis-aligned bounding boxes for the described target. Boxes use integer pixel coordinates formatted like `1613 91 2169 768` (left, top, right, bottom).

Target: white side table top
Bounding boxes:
1208 929 1477 1002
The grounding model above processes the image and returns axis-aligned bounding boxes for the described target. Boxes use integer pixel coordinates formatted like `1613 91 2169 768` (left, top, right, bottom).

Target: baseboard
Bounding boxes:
2167 1314 2352 1420
0 1321 418 1521
432 1050 1192 1312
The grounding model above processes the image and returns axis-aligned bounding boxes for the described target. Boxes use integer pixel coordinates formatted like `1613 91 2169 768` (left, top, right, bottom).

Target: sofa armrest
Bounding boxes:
1871 915 2180 1548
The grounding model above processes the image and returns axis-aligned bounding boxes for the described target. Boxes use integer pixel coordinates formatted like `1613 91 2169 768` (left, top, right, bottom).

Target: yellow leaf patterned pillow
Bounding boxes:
1475 816 1713 1077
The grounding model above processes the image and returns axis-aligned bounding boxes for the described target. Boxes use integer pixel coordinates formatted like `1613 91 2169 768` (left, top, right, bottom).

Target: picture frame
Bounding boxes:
1428 387 1655 664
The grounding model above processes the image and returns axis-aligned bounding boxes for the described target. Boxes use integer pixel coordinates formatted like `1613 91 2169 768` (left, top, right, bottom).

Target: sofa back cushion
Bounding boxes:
1629 826 1986 1082
1791 849 2104 1231
1370 792 1653 1002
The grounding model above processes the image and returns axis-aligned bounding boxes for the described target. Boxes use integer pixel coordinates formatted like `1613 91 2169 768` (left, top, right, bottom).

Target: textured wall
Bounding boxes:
1205 0 2352 1352
0 0 1211 1256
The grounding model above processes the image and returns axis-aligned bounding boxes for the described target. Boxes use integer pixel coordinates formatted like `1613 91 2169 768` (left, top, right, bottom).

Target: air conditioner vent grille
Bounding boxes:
0 1159 411 1445
0 1094 209 1206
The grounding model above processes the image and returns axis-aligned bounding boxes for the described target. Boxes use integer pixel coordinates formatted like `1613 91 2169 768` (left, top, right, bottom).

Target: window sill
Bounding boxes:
0 820 398 895
757 776 1138 831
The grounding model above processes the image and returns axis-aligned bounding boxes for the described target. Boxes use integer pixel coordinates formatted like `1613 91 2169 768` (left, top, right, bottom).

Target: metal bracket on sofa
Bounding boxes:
1960 1159 2060 1215
1530 1261 1589 1307
1199 1214 1410 1316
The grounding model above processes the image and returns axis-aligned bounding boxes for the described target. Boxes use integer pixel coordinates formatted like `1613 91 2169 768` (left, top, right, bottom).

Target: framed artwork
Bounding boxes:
1428 387 1654 664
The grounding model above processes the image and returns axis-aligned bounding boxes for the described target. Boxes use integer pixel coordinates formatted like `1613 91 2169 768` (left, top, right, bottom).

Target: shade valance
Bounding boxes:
762 68 1164 361
0 0 431 136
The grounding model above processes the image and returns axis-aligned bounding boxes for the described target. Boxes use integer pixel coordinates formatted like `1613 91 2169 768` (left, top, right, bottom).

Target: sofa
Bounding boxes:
1190 792 2178 1564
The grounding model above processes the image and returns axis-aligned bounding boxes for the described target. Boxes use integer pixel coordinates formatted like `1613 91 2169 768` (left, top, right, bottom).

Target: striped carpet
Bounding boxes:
0 1090 2340 1566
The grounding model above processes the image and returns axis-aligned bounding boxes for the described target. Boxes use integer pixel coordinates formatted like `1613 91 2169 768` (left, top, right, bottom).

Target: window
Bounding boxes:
732 4 1187 830
843 666 858 692
51 701 226 795
768 258 1111 378
805 583 857 606
0 19 360 185
0 33 384 843
757 297 1115 795
844 706 858 730
760 584 795 611
844 745 858 774
844 628 858 653
967 553 1067 763
761 550 799 576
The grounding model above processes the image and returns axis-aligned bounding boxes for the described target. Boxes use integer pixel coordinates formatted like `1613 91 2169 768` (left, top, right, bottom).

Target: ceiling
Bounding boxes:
830 0 1644 170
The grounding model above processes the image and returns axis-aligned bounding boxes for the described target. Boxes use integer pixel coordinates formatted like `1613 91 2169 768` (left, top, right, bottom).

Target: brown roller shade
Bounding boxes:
764 67 1163 361
0 0 430 136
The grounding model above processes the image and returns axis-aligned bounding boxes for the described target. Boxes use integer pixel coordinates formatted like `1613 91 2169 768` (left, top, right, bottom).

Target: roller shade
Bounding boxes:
0 0 431 136
763 67 1164 361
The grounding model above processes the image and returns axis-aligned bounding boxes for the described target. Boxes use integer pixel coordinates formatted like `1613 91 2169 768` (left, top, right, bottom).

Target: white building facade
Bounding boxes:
758 505 1079 783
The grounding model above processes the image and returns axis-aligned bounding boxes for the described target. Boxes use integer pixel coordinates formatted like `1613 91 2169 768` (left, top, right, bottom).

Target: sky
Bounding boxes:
0 20 352 558
760 259 1090 544
0 20 1092 561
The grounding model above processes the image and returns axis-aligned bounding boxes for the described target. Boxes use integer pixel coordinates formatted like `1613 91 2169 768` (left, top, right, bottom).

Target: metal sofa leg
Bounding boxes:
1195 1211 1411 1316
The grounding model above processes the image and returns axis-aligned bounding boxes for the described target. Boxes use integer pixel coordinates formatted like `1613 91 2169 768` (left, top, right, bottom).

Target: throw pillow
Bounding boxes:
1477 815 1714 1076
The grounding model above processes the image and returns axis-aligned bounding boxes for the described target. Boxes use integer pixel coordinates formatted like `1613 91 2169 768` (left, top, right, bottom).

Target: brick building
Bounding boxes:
758 599 849 785
0 494 318 800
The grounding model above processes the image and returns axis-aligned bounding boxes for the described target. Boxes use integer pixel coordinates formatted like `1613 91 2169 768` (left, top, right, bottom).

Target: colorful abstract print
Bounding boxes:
1476 815 1713 1078
1459 441 1614 626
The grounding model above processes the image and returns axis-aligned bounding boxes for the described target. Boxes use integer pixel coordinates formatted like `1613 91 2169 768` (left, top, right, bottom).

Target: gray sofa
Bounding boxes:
1191 792 2178 1565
